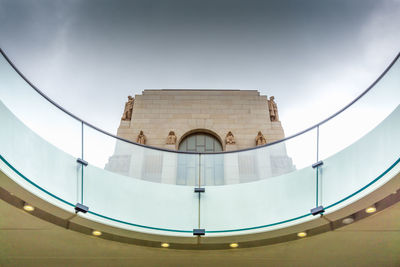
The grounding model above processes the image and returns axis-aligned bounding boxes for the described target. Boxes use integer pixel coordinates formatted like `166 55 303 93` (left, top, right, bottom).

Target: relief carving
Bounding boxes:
268 96 279 122
166 131 177 145
121 95 134 121
225 131 235 144
137 130 146 144
255 131 267 146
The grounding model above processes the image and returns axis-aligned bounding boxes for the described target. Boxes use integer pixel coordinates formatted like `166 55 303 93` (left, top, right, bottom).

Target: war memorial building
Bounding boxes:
106 90 294 184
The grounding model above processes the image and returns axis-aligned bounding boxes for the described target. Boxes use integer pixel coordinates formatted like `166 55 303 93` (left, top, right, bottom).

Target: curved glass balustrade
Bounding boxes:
0 49 399 236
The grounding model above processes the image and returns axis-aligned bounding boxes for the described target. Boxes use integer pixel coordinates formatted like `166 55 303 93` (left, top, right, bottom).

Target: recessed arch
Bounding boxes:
178 129 224 152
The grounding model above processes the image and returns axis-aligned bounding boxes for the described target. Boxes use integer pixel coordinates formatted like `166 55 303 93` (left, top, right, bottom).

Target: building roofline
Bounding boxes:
142 89 259 92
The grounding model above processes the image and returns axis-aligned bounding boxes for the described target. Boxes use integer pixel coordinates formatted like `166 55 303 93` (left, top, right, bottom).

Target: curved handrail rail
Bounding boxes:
1 47 399 155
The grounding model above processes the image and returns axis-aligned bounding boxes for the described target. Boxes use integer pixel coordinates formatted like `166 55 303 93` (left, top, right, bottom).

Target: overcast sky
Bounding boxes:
1 0 399 138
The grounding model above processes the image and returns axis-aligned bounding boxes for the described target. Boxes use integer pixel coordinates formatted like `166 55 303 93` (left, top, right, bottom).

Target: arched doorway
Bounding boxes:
177 132 224 185
178 133 223 153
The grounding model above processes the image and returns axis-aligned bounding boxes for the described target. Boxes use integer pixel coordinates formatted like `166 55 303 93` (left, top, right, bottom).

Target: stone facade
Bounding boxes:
105 90 294 185
116 89 285 150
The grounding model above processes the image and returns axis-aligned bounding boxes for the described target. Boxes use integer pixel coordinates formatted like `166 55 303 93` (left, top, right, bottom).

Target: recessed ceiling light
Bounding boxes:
161 243 170 248
230 243 239 248
365 206 376 213
23 204 35 212
297 232 307 238
92 230 102 236
342 217 354 224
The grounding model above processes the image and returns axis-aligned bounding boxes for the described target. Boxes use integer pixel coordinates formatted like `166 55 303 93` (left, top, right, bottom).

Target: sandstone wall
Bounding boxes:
117 89 285 150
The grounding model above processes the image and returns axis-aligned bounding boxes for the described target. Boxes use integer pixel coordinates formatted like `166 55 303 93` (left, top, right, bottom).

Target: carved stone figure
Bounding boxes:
225 131 235 144
121 96 134 121
268 96 279 122
137 130 146 144
255 131 267 146
166 131 177 145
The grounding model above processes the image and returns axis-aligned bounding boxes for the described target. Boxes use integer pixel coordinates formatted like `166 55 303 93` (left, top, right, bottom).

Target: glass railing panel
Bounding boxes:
83 124 201 185
319 55 400 210
82 127 200 232
200 165 316 233
200 128 318 231
319 106 400 211
283 128 318 171
201 128 317 185
177 153 200 186
0 101 79 207
0 53 81 158
82 161 198 234
82 125 117 170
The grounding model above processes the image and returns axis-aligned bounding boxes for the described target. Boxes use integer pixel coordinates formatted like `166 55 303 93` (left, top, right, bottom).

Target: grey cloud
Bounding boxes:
0 0 399 134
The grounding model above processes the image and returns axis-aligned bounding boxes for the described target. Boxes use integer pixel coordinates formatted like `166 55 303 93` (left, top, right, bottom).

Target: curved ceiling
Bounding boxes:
0 184 399 266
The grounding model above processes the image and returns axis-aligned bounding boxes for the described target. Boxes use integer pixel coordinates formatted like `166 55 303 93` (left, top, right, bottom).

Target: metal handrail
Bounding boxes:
1 47 399 155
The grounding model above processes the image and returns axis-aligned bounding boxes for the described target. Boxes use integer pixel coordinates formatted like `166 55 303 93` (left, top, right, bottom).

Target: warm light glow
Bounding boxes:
230 243 239 248
23 204 35 212
342 217 354 224
365 206 376 213
297 232 307 238
92 230 102 236
161 243 170 248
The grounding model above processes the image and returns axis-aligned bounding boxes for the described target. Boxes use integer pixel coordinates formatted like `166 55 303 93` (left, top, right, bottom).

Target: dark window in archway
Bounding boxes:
178 133 222 153
177 132 224 185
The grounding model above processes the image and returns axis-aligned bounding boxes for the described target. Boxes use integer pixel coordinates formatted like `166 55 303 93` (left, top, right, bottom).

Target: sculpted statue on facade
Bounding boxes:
121 95 134 121
166 131 177 145
225 131 235 144
255 131 267 146
268 96 279 122
137 130 146 144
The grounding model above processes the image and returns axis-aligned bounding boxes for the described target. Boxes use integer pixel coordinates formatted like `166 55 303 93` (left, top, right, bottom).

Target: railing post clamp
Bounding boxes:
312 160 323 169
310 205 325 216
77 158 88 166
75 203 89 214
194 187 205 193
193 229 205 236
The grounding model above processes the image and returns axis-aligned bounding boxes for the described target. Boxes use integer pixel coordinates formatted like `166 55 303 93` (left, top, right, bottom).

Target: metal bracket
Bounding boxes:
194 187 205 193
77 158 88 166
193 229 205 236
310 205 325 216
75 203 89 214
312 160 323 169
